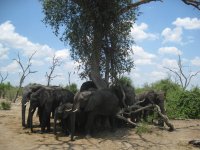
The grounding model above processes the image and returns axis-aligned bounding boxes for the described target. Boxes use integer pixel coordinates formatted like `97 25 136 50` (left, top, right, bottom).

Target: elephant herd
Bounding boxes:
21 81 170 141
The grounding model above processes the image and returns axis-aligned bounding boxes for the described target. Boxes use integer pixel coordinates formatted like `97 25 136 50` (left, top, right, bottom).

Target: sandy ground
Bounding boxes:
0 100 200 150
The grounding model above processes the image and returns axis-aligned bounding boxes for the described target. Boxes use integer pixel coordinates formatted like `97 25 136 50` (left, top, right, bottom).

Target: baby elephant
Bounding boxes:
54 103 73 135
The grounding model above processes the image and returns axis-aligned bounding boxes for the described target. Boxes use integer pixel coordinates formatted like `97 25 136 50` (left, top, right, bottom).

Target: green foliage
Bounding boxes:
177 88 200 119
65 83 78 94
41 0 136 81
118 76 133 87
0 82 22 101
0 82 12 99
0 101 11 110
135 78 200 119
135 123 152 135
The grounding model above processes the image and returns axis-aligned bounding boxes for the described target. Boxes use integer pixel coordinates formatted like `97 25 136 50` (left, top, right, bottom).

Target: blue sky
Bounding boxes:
0 0 200 88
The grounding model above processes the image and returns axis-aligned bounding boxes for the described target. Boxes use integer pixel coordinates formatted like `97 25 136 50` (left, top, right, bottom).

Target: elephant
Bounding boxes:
29 86 74 133
21 83 43 127
70 84 136 140
54 102 73 135
80 80 97 92
131 90 166 126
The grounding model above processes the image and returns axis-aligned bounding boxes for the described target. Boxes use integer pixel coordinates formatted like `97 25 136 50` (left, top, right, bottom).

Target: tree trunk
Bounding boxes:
89 29 107 89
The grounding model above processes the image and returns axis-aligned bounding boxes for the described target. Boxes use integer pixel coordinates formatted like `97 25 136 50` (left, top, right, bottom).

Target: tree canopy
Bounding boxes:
41 0 138 87
41 0 200 88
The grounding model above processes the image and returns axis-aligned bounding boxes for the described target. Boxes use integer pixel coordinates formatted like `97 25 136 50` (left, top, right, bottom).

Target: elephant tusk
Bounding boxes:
24 102 29 106
65 108 72 112
72 109 78 112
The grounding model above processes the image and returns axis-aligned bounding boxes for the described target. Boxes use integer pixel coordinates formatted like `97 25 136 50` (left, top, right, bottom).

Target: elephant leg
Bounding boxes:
27 107 36 128
85 112 95 137
40 110 47 133
53 112 58 135
70 112 76 141
109 116 116 132
30 107 36 132
46 112 51 132
143 110 148 122
157 102 165 127
38 107 42 126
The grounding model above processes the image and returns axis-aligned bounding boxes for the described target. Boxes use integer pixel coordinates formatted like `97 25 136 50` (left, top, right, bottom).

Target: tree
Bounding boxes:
182 0 200 10
164 55 200 90
41 0 138 88
0 71 8 84
41 0 200 89
13 51 37 102
46 54 62 86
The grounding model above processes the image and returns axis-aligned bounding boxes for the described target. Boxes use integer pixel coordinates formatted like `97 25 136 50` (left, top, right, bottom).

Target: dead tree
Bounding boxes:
13 51 37 102
68 72 71 86
182 0 200 10
123 104 175 131
0 72 8 84
164 55 200 90
45 54 62 86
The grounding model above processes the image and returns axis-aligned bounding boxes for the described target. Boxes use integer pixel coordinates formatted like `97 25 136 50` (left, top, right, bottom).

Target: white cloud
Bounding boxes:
158 47 182 55
150 71 167 80
55 49 70 59
0 43 9 59
0 61 20 73
30 59 44 66
162 58 178 68
131 23 158 41
161 27 182 43
132 45 156 65
173 17 200 30
0 21 56 58
191 57 200 66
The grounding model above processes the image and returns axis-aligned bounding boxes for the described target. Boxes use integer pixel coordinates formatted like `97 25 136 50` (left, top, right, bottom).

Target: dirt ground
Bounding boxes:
0 100 200 150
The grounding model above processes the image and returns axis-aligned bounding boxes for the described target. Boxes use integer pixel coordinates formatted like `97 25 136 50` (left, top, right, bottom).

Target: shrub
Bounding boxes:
65 83 78 94
0 101 11 110
135 123 152 135
177 87 200 119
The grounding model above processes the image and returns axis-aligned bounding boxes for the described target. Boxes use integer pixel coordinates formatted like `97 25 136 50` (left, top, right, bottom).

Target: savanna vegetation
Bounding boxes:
1 77 200 120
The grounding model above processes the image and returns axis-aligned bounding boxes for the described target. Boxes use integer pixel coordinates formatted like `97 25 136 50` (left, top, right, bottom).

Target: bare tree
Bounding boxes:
164 55 200 90
67 72 71 86
13 51 37 102
0 72 8 84
45 54 62 86
182 0 200 10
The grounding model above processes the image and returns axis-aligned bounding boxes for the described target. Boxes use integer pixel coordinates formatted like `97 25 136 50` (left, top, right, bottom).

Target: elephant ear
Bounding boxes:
73 91 93 111
79 91 93 101
84 90 107 112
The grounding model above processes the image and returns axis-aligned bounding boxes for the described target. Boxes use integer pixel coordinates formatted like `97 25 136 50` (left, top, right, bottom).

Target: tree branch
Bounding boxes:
0 72 8 84
182 0 200 10
46 54 63 86
186 70 200 88
119 0 162 14
13 51 37 102
164 66 184 89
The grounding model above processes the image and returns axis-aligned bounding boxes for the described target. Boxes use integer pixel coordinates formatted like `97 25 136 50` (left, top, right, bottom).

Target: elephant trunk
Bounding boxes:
22 95 28 127
22 104 26 127
120 86 127 108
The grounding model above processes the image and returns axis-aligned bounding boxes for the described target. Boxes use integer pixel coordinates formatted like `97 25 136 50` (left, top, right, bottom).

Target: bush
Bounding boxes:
0 101 11 110
135 123 152 135
177 87 200 119
65 83 78 94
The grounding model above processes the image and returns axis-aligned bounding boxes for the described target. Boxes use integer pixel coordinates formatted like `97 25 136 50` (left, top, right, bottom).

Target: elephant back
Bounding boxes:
80 81 97 92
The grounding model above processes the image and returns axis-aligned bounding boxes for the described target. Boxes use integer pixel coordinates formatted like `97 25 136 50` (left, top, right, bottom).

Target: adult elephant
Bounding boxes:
70 84 136 140
80 81 97 92
54 102 73 135
29 86 74 133
133 90 166 126
21 83 43 127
